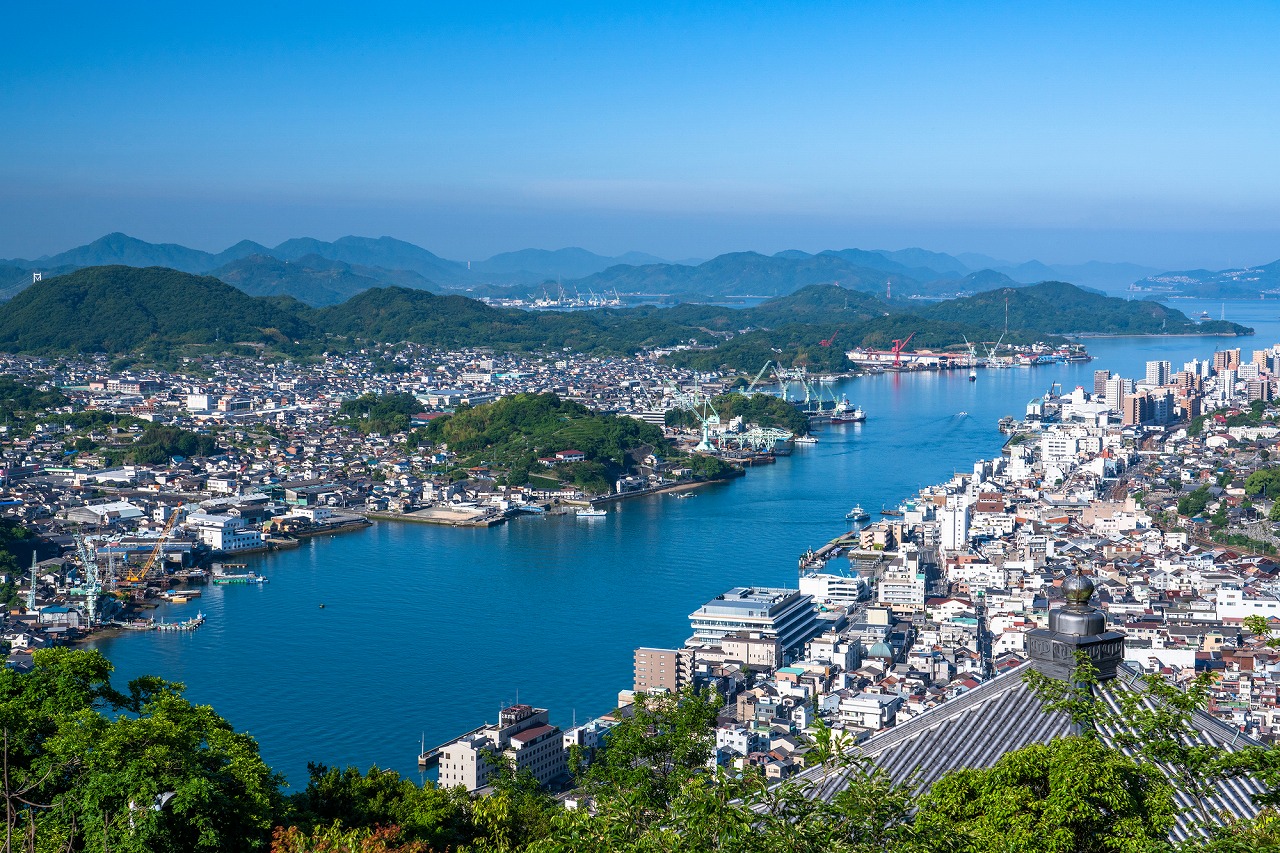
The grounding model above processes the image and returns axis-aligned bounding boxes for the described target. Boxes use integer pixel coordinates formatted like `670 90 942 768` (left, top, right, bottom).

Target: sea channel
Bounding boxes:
89 297 1280 788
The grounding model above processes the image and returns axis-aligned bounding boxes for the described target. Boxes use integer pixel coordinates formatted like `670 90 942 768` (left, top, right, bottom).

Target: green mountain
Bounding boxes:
0 266 315 354
914 281 1250 335
211 253 437 307
0 269 1252 363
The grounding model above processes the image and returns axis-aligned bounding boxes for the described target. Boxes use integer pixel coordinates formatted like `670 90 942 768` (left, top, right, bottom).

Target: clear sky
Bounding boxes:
3 2 1278 269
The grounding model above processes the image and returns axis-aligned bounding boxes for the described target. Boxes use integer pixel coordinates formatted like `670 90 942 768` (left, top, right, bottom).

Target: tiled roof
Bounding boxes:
795 661 1266 842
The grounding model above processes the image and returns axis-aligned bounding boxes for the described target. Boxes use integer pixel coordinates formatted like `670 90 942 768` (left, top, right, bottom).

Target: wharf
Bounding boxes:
363 507 508 527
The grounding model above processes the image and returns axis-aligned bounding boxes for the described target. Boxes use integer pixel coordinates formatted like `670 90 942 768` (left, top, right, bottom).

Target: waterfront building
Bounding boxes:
798 569 867 605
184 511 264 552
436 704 567 791
688 587 819 658
633 647 694 694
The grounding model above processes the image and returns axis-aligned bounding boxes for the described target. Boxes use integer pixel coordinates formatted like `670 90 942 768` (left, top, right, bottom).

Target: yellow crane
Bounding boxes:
125 504 183 584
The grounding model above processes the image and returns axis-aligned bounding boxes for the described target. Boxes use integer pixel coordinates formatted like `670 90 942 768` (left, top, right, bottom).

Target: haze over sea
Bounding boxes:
89 298 1278 787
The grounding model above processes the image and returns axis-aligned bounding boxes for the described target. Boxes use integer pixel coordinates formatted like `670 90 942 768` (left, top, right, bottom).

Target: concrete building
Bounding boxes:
688 587 819 658
436 705 567 791
633 647 694 694
185 512 264 552
1145 360 1171 387
798 569 867 605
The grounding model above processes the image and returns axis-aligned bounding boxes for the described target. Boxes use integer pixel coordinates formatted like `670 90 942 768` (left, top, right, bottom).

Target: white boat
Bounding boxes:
793 435 819 444
845 505 870 522
576 508 607 518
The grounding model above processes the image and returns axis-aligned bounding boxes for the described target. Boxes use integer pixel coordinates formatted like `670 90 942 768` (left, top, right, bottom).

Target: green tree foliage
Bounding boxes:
116 423 219 464
1177 485 1211 517
0 376 67 423
914 736 1176 853
1245 466 1280 499
0 266 315 354
424 393 666 488
339 393 423 435
0 648 281 852
573 689 722 826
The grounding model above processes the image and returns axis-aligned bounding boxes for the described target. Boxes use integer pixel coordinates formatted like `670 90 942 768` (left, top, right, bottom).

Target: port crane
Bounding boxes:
890 332 916 368
819 330 839 347
124 504 183 585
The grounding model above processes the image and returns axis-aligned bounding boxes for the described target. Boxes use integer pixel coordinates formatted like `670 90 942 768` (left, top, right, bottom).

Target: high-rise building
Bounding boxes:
1214 349 1242 372
688 587 819 657
633 647 694 694
1104 376 1126 413
1093 369 1111 398
1145 360 1170 386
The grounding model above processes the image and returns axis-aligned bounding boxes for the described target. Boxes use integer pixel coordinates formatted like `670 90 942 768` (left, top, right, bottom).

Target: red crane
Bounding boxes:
890 331 916 368
819 330 839 347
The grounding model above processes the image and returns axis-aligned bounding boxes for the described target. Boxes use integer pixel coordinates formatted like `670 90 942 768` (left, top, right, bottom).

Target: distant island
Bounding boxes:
0 267 1251 372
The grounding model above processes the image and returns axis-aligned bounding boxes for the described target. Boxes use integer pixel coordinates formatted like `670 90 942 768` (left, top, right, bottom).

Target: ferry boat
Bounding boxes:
968 366 977 381
793 435 819 444
576 508 607 518
879 505 905 517
845 505 870 523
212 571 268 585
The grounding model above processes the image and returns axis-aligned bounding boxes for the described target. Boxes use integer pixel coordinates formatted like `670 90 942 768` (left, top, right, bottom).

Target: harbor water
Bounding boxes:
89 298 1280 787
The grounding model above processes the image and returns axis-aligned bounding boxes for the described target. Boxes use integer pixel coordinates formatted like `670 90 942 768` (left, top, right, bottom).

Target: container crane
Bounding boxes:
125 504 183 585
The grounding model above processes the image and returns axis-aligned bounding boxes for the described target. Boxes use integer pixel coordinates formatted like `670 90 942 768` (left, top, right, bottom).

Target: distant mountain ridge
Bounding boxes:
1134 259 1280 298
1 232 1175 306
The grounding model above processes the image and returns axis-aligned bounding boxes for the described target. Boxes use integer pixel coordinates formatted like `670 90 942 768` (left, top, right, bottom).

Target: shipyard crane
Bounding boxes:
890 332 916 368
72 531 102 624
665 381 721 452
819 330 839 347
745 361 774 396
125 504 183 584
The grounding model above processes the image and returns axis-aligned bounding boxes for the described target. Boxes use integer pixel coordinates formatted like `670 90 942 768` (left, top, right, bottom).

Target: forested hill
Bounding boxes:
0 266 316 354
913 281 1246 336
0 268 1251 366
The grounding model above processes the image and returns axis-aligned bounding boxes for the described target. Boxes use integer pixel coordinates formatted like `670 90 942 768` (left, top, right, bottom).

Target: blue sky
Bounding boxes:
3 2 1278 268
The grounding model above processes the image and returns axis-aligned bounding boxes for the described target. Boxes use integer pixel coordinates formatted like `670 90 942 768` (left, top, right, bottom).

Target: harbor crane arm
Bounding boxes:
126 504 183 583
819 331 839 347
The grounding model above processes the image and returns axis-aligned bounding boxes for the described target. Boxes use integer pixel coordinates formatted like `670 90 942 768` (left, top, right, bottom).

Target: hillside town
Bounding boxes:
3 342 1280 802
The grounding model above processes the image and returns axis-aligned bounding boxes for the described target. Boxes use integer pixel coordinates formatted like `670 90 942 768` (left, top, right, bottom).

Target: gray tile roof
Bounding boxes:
796 662 1267 842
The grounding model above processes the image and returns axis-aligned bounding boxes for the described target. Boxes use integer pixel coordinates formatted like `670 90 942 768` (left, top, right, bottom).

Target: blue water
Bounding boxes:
90 298 1280 788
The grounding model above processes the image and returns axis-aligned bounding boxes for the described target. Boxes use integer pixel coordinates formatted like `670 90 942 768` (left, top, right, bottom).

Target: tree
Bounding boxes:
914 736 1176 853
0 648 282 852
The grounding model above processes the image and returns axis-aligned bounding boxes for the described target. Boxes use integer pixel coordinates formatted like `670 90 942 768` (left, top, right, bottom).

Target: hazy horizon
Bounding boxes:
4 3 1278 271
